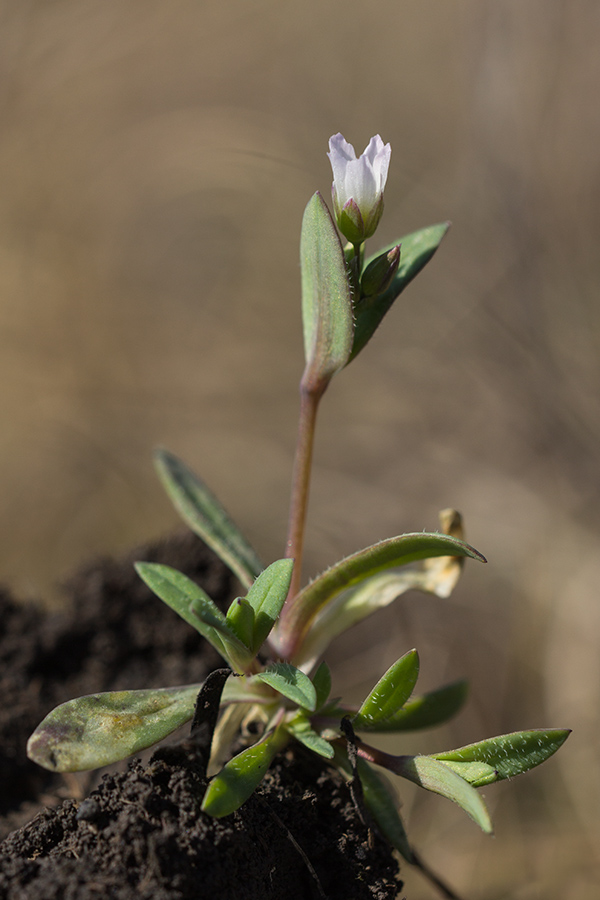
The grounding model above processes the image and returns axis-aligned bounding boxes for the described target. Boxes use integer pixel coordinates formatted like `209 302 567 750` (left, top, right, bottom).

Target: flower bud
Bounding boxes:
328 133 391 245
360 244 401 298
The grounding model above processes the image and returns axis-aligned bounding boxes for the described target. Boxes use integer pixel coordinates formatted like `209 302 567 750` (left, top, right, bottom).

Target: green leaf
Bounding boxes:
294 509 470 667
245 558 294 653
275 532 485 658
135 562 252 672
394 755 492 833
300 192 354 390
350 222 450 361
436 759 498 787
286 714 334 759
226 597 255 648
357 759 414 862
154 448 263 589
332 748 413 862
311 661 332 711
433 729 571 784
367 680 468 732
202 726 289 817
255 663 317 712
26 685 201 772
353 650 420 731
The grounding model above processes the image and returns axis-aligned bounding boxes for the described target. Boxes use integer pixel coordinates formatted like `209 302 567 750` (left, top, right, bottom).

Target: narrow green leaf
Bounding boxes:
201 726 289 818
433 729 571 783
135 562 252 671
294 510 470 668
245 558 294 653
350 222 450 361
353 650 420 731
394 755 492 833
27 685 201 772
358 760 414 862
312 661 332 711
276 532 485 657
300 191 353 389
366 680 468 732
226 596 255 649
332 748 413 862
255 663 317 712
287 714 334 759
154 448 263 589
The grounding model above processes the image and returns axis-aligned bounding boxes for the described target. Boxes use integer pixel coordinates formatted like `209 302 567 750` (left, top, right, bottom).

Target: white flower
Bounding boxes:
327 133 391 244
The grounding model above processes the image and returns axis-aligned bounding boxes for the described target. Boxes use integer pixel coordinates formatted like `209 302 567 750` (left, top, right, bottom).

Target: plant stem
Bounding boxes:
284 378 324 601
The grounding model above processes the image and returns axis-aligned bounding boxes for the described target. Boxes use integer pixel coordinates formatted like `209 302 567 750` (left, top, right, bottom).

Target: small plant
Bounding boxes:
28 134 569 892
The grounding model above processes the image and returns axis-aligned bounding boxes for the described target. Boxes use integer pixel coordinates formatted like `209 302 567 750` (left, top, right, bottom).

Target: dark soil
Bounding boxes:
0 533 402 899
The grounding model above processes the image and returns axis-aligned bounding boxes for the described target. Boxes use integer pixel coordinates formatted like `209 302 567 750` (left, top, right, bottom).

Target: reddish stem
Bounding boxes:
284 378 324 604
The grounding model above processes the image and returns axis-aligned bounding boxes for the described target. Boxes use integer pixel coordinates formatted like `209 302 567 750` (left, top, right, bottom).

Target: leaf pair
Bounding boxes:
351 649 467 735
135 558 293 673
359 729 570 835
299 191 449 389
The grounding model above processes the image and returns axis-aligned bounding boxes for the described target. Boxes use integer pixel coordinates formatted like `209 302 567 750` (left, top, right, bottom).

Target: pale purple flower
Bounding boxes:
327 133 391 244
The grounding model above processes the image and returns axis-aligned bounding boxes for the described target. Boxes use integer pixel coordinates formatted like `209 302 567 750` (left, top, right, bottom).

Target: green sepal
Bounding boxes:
201 726 289 818
26 684 201 773
154 448 263 589
255 663 317 712
275 532 485 658
300 191 354 390
286 713 334 759
350 222 450 361
432 729 571 785
365 679 468 732
352 650 419 731
245 558 294 653
311 661 332 711
394 755 492 833
134 562 253 672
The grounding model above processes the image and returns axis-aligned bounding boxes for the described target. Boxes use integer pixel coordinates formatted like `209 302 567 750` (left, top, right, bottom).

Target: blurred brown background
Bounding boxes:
1 1 598 896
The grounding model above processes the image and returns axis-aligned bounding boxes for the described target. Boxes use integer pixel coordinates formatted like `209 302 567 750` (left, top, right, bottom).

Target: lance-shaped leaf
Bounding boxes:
286 713 334 759
255 663 317 712
392 755 492 833
135 562 253 672
154 448 263 589
293 510 469 668
275 532 485 658
202 725 289 818
245 558 294 653
350 222 450 361
358 759 414 862
333 748 413 862
312 661 332 711
367 680 468 732
27 685 202 773
353 650 420 731
300 191 353 391
432 729 571 786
